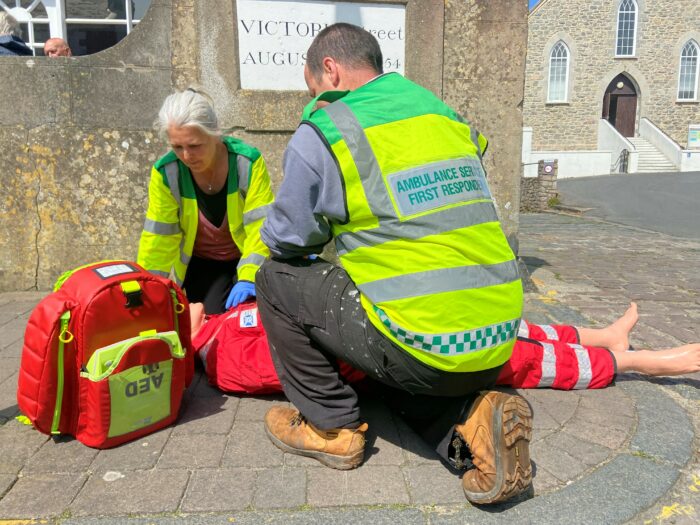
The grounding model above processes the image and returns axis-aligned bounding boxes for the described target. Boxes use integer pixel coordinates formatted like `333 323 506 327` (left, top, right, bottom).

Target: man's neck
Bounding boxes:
340 68 383 91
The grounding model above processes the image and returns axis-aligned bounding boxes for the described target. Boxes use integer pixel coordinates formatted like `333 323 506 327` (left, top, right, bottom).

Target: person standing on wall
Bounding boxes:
138 89 274 314
256 23 532 505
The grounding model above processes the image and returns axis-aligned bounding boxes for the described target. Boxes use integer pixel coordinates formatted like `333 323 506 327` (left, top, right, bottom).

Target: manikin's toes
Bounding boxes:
576 302 638 353
604 302 639 354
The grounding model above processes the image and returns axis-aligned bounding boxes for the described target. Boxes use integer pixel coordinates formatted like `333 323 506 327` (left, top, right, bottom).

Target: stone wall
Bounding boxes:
443 1 529 249
0 0 528 291
524 0 700 151
520 161 558 212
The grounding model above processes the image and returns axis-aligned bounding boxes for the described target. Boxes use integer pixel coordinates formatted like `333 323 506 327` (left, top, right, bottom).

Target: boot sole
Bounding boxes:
264 424 365 470
463 394 533 505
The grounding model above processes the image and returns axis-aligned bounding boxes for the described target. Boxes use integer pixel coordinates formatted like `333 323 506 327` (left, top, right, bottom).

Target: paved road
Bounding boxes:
0 212 698 523
557 172 700 240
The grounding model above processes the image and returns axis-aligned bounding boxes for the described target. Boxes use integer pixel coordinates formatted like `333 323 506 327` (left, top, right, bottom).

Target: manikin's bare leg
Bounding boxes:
577 302 638 353
190 302 206 336
614 344 700 376
576 302 700 376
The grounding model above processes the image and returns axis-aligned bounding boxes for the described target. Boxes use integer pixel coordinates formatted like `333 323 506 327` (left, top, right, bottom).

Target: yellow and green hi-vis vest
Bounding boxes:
302 73 523 373
137 136 273 287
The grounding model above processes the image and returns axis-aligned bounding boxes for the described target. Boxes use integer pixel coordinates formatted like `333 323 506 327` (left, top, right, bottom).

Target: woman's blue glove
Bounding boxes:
225 280 256 309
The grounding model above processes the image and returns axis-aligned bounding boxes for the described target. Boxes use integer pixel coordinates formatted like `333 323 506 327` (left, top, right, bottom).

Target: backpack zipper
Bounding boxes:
51 311 72 435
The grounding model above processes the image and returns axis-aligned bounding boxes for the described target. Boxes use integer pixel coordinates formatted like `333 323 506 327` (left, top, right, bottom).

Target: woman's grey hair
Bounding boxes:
0 11 22 38
156 88 221 138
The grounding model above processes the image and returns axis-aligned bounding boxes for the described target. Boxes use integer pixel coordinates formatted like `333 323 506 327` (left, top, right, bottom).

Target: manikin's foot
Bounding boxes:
605 302 639 353
579 302 639 354
616 343 700 377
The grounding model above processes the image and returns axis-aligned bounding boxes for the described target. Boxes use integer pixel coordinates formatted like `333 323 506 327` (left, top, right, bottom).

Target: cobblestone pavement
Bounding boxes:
0 212 697 524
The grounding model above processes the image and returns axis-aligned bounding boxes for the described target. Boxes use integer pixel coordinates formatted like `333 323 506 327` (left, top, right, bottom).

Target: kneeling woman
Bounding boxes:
138 89 274 313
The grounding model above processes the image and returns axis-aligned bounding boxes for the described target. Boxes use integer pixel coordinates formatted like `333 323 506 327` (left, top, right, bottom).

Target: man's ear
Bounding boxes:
323 57 342 89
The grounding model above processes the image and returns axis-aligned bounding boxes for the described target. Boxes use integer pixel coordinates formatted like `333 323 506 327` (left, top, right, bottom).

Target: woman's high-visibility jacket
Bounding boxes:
137 136 273 286
303 73 523 373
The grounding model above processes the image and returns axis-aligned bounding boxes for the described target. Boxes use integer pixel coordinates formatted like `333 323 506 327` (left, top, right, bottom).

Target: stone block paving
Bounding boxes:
0 213 697 523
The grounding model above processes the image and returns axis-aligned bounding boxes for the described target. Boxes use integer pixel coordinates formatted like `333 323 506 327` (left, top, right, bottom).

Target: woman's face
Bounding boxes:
167 124 219 172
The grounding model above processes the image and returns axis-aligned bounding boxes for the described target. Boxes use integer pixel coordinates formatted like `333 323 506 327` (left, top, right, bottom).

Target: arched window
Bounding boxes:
678 40 699 101
548 41 569 102
1 1 150 56
616 0 637 57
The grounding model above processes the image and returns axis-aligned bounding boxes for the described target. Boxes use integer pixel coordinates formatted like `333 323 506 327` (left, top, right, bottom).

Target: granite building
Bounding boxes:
523 0 700 176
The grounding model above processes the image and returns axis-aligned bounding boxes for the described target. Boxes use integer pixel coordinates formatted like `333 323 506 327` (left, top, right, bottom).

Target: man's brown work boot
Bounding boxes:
264 406 368 470
456 391 533 504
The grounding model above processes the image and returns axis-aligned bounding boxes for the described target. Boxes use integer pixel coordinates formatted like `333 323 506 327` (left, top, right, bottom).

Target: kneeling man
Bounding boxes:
257 23 531 505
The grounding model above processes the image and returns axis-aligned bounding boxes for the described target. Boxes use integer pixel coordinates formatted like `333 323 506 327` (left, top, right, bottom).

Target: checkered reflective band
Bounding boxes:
373 306 520 355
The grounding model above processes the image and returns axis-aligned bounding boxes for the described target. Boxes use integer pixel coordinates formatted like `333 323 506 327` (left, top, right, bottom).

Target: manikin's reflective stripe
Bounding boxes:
499 322 614 390
518 321 559 341
538 342 557 388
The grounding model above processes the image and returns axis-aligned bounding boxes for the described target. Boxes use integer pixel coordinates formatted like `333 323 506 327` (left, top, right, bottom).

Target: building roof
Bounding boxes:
529 0 553 17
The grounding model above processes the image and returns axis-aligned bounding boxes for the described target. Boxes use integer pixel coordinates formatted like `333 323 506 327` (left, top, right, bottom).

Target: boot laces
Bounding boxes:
289 413 307 427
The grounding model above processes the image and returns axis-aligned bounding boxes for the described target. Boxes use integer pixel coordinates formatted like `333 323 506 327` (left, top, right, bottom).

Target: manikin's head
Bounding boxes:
303 23 383 97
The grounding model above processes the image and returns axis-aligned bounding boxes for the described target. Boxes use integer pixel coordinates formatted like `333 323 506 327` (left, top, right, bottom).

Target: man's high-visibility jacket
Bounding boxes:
137 136 273 286
303 73 523 373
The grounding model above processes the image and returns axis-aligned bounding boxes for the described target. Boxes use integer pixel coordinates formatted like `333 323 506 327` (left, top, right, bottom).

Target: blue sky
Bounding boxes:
529 0 541 9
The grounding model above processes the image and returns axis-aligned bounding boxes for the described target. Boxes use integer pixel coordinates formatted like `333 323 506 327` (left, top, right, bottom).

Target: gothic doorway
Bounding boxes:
602 74 638 137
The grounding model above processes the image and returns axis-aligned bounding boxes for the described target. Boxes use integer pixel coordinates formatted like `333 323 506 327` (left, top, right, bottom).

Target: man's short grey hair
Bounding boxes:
0 11 22 38
156 88 221 138
306 23 383 80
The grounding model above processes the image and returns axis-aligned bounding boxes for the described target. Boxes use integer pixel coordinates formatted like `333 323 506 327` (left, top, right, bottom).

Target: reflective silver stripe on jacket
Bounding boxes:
143 219 180 235
518 320 530 338
324 102 395 218
324 100 498 257
335 201 498 256
179 242 191 267
374 306 519 356
237 156 252 198
237 253 266 269
243 205 270 226
149 270 170 278
540 324 559 341
164 162 181 207
571 344 593 389
537 342 556 388
358 259 520 304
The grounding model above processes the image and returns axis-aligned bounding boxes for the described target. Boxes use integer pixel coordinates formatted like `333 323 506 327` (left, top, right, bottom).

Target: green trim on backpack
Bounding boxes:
82 331 184 381
51 310 72 435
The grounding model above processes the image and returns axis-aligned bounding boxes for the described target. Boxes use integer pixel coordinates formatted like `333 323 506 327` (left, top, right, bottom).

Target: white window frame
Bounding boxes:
615 0 638 58
547 41 570 103
677 40 699 102
1 0 141 56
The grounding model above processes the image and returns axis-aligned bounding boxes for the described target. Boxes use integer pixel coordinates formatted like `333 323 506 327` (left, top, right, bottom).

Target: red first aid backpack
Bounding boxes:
17 261 194 448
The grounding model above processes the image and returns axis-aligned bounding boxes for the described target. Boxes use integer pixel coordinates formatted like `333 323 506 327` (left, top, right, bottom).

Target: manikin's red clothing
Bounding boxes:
193 304 616 394
498 321 616 389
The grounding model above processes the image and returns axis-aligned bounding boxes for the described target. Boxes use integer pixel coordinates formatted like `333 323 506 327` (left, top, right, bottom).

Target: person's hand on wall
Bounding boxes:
225 280 256 309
